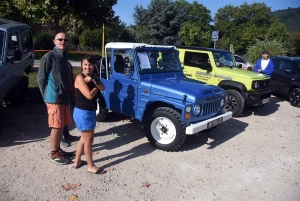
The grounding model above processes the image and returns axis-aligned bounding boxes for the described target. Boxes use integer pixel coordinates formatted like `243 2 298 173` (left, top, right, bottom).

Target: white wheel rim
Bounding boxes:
150 117 176 144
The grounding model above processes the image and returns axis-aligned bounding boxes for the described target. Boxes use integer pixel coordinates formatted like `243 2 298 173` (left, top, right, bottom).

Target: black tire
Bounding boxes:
144 107 186 152
289 88 300 107
226 89 245 117
12 76 28 106
96 100 108 122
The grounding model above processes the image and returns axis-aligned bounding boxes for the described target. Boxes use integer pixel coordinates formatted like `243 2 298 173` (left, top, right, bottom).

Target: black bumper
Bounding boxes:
243 89 271 106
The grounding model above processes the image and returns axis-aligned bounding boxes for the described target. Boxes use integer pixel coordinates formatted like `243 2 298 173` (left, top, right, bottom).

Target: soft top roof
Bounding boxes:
105 42 176 50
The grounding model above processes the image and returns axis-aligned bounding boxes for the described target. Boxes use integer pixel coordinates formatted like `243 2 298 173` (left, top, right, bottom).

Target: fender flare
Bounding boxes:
218 80 247 92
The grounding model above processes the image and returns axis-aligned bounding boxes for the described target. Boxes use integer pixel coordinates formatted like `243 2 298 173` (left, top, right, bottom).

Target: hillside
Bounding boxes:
272 7 300 31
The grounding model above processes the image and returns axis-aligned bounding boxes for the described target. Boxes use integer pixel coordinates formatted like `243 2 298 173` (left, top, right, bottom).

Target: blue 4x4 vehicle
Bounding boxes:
94 42 232 151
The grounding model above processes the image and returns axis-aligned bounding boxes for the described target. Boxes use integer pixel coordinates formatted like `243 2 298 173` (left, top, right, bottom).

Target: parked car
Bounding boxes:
270 56 300 107
94 42 232 151
234 55 253 71
0 18 34 130
177 46 271 117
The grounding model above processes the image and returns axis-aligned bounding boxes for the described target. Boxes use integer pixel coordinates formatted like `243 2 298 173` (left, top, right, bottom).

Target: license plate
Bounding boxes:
262 98 269 104
207 117 223 129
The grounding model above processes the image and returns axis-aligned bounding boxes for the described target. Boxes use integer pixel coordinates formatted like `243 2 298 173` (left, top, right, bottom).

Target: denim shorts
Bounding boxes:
73 107 96 131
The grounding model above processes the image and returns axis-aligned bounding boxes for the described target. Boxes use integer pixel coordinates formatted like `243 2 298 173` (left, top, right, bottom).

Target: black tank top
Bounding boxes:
75 73 97 111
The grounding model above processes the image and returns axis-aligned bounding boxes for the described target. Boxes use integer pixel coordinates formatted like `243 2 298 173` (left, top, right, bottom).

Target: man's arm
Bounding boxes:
37 54 52 100
253 59 261 73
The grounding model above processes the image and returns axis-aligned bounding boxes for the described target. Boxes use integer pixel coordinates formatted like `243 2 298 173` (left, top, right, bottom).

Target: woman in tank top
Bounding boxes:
72 55 106 174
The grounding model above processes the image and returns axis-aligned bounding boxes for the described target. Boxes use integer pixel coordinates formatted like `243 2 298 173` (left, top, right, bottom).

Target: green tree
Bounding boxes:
133 0 187 45
79 29 102 51
133 5 151 43
214 3 288 53
176 1 213 46
246 38 289 64
288 30 300 56
0 0 117 32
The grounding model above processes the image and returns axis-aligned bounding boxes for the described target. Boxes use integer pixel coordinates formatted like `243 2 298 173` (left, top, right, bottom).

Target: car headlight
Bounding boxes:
252 81 260 90
193 104 201 116
220 98 225 108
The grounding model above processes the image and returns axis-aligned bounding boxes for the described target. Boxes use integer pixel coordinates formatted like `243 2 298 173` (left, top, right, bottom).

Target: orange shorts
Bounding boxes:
46 103 72 129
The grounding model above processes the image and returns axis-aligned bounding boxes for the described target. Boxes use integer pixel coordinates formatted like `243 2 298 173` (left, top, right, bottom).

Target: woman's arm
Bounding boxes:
91 74 105 91
74 74 98 100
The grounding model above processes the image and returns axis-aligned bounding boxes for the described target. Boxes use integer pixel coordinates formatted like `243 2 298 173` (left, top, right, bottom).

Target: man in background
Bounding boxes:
254 50 274 76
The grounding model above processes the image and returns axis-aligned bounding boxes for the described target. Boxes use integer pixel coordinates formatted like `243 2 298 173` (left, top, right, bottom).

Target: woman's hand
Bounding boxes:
84 75 93 83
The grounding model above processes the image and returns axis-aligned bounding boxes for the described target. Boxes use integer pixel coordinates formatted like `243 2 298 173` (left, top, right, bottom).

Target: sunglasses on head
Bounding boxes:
55 38 68 42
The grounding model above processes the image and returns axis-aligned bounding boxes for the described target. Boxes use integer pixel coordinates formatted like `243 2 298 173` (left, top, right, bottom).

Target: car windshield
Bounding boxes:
0 31 4 61
137 50 181 74
212 52 236 67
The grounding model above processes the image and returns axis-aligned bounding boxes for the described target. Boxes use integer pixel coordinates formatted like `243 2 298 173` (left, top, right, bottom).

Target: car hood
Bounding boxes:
145 77 224 103
217 68 269 80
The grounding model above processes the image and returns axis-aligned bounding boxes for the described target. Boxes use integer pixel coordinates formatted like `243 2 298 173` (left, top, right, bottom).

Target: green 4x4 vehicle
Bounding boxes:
177 46 271 117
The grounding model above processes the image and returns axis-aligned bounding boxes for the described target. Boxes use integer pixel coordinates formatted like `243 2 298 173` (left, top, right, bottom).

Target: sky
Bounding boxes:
113 0 300 25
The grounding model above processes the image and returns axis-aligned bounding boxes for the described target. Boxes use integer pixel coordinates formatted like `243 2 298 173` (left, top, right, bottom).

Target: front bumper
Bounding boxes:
243 89 271 106
185 111 232 134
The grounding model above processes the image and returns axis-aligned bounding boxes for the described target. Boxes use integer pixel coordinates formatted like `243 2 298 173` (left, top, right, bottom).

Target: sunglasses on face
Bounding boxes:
55 38 68 42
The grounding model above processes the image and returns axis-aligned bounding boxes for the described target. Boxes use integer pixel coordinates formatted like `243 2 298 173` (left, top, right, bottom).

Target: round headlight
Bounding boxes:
253 81 259 89
194 104 201 116
186 106 191 113
220 98 225 108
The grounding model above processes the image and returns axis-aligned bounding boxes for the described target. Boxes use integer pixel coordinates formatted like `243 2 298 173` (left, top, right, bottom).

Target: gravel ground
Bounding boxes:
0 88 299 201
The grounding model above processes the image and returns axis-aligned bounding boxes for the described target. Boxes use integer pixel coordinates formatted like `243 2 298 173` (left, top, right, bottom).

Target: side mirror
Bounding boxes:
238 64 242 69
14 50 22 60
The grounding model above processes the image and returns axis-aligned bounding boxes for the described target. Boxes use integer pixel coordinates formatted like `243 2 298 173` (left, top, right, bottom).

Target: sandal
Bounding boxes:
71 161 86 169
87 167 106 174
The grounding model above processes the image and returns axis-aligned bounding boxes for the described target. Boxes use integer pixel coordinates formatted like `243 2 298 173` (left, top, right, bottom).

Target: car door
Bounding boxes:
181 51 213 84
270 59 281 92
272 60 292 95
0 31 22 99
108 54 138 117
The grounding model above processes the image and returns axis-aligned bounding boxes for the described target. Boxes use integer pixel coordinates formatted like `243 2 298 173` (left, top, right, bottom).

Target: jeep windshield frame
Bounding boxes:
137 49 181 74
211 50 237 68
0 30 5 62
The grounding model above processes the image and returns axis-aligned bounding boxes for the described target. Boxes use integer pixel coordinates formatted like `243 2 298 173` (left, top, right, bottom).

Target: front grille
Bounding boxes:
202 99 220 116
252 80 270 90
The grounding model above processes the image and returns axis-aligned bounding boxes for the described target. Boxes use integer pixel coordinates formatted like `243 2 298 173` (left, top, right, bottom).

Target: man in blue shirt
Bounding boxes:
254 50 274 76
